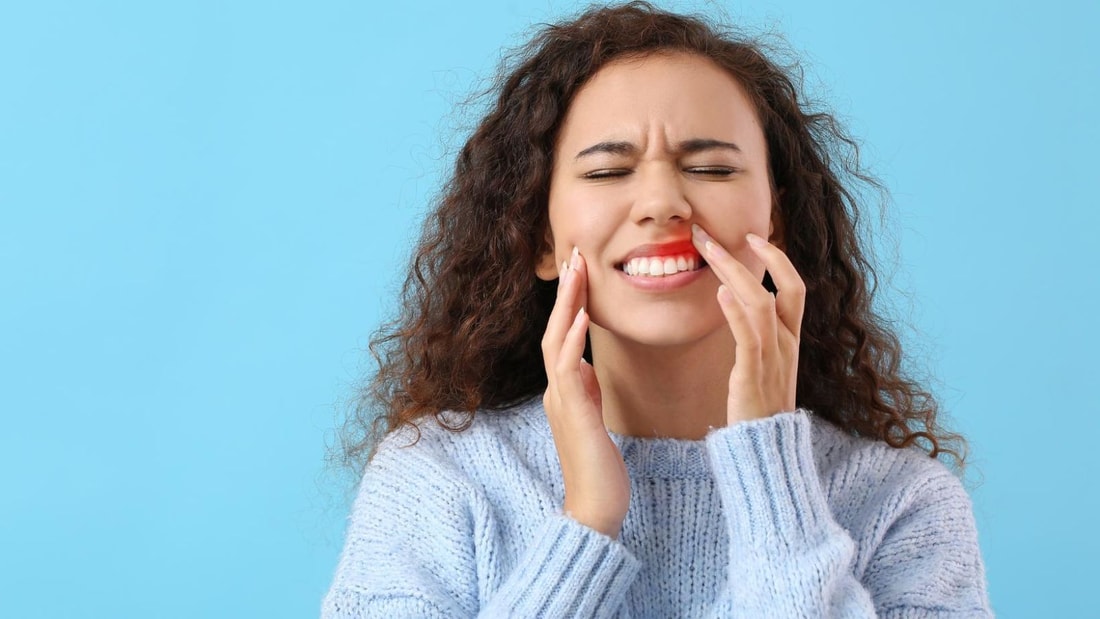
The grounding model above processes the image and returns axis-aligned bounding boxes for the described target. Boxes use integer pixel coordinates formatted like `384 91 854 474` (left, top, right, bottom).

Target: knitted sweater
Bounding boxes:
322 398 991 618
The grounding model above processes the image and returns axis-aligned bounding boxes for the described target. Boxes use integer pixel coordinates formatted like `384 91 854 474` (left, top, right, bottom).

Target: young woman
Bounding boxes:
323 3 991 617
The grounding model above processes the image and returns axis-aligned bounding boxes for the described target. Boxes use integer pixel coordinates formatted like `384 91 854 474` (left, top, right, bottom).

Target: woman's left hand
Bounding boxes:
692 224 806 424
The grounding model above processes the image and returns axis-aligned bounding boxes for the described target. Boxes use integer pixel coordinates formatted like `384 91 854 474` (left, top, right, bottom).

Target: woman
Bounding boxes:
323 2 991 616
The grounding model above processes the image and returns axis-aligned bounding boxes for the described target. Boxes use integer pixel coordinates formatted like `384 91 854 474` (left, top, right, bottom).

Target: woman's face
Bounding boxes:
538 51 778 350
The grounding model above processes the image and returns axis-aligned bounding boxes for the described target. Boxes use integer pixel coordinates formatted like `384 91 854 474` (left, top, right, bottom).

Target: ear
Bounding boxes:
535 251 559 281
768 188 786 250
534 230 559 281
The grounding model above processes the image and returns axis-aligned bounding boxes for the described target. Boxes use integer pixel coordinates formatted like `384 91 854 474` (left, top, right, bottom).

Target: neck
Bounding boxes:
589 325 734 440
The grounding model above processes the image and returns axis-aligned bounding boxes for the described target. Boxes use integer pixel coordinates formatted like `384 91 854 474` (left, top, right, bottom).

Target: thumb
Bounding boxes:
580 359 602 411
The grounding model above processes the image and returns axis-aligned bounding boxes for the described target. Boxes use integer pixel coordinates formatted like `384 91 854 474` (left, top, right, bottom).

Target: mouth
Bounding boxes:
616 252 708 277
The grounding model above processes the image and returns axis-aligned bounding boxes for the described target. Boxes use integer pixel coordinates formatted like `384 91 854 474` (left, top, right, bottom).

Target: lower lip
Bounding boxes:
616 265 710 291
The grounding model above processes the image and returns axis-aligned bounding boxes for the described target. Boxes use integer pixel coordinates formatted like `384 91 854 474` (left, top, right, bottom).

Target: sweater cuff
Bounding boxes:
484 513 640 617
705 410 834 551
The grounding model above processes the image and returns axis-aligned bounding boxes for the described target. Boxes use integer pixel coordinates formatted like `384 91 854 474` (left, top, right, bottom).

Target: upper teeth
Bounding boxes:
623 254 700 277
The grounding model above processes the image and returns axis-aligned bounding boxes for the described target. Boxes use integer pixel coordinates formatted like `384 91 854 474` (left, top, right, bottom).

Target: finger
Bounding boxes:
570 247 588 321
541 257 576 372
542 247 590 382
693 224 778 343
579 359 602 409
692 225 772 304
745 233 806 337
717 284 762 374
555 307 599 421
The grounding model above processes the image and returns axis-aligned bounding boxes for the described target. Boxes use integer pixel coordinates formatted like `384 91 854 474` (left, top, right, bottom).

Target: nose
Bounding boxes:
630 163 692 225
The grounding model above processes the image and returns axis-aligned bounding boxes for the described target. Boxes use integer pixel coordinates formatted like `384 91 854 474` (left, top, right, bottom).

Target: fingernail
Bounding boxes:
746 233 767 248
561 260 569 282
692 223 706 240
570 246 580 269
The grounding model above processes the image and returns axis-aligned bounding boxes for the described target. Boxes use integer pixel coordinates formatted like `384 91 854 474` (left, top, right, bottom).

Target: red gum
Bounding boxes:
618 240 700 264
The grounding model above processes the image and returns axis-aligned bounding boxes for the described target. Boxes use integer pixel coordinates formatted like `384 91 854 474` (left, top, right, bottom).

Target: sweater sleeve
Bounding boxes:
321 429 640 618
703 411 991 618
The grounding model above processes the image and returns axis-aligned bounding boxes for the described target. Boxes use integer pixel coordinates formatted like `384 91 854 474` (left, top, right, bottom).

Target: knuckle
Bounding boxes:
747 295 775 314
554 357 573 377
741 336 763 354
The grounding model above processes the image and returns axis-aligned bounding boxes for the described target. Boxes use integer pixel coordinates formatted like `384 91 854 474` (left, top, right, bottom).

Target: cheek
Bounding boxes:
548 195 618 250
713 198 772 278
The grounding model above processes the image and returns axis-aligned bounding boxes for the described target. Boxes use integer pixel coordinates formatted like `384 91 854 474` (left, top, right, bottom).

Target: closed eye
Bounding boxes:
686 166 737 176
583 169 632 180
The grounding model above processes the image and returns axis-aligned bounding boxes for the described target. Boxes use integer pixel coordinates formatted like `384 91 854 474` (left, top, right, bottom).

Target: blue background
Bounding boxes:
2 0 1096 616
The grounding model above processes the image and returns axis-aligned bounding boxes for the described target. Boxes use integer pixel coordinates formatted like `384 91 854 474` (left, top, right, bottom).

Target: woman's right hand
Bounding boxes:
540 248 631 538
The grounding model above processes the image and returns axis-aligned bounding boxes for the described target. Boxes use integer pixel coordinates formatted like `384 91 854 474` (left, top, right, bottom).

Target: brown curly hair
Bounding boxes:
335 1 966 477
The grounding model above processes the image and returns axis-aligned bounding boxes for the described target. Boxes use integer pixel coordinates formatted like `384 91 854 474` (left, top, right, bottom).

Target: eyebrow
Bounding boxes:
574 138 741 160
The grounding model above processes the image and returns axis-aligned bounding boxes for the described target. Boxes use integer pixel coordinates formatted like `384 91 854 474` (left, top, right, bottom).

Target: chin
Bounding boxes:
588 304 728 351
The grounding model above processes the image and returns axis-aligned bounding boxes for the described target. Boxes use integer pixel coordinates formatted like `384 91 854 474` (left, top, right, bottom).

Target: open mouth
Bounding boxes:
616 253 708 278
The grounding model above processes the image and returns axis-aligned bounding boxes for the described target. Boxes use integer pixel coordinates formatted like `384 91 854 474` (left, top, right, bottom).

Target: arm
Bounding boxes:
321 429 639 619
704 411 991 618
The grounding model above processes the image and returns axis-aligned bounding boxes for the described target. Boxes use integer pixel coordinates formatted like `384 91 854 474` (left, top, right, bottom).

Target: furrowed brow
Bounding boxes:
675 138 742 154
575 141 636 160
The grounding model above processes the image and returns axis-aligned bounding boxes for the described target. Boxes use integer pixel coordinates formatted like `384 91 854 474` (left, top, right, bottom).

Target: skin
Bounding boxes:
536 52 806 538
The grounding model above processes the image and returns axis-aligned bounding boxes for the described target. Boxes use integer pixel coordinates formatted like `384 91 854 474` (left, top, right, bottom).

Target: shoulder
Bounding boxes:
346 397 559 562
366 396 555 490
328 402 549 618
348 397 552 530
809 418 989 610
808 416 973 525
375 396 551 457
811 415 962 486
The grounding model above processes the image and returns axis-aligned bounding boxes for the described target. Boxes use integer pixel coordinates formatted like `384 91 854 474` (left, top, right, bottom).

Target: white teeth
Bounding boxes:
623 253 702 278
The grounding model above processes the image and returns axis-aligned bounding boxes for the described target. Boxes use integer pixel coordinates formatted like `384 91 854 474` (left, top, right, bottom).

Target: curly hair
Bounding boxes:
335 1 967 477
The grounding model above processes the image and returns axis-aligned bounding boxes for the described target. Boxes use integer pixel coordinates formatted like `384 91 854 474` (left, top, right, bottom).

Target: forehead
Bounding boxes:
556 51 763 149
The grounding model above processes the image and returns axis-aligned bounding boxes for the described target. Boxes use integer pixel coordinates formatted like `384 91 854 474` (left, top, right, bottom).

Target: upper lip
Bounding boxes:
617 239 701 266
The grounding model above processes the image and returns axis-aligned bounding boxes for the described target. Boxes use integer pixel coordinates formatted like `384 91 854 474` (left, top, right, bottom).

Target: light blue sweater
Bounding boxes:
322 398 991 617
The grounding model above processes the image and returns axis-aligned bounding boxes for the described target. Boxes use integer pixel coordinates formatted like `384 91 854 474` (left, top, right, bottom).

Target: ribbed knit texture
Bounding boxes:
322 398 991 618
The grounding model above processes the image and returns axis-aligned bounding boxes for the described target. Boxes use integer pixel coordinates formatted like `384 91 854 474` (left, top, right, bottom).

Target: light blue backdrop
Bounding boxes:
2 0 1096 616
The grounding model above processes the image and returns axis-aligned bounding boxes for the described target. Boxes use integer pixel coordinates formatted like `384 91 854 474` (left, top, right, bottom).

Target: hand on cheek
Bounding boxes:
691 224 806 424
540 248 630 538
